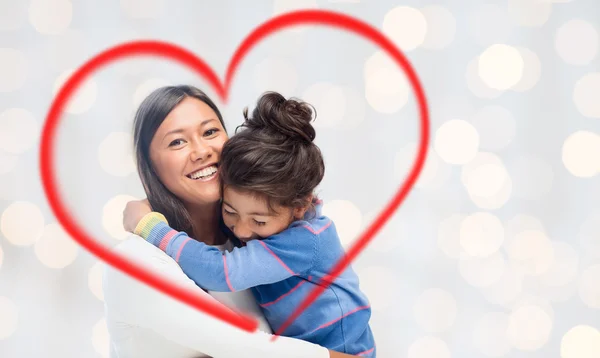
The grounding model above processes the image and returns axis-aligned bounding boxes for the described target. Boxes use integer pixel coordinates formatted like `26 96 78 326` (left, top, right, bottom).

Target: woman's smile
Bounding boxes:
186 164 219 181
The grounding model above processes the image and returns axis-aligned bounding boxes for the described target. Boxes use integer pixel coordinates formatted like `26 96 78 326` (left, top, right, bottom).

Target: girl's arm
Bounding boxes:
133 212 318 292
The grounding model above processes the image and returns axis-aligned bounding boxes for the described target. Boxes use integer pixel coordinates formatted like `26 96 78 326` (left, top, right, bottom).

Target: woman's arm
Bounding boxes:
103 235 331 358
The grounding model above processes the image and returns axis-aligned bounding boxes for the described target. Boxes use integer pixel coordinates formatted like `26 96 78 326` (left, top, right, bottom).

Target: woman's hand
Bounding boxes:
123 198 153 233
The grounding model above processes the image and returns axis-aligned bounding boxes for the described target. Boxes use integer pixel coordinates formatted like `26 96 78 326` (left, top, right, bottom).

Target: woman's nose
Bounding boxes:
190 140 210 162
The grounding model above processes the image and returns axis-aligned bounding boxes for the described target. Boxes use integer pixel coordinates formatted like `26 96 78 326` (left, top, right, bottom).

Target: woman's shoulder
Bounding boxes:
106 234 272 333
113 233 158 255
109 234 175 270
104 234 193 292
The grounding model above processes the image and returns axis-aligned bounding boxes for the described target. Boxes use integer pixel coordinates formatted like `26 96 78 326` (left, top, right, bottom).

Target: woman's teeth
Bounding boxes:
188 165 217 180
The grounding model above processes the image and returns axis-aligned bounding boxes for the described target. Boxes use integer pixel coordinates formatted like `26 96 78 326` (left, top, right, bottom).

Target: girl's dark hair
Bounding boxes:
133 85 226 235
219 91 325 213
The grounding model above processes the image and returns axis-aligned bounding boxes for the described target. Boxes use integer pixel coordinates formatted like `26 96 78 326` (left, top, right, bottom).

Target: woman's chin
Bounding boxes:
175 172 220 205
185 186 221 207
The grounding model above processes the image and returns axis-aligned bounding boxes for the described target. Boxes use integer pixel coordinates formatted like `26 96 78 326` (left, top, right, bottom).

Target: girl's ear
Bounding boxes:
293 205 308 220
292 196 313 220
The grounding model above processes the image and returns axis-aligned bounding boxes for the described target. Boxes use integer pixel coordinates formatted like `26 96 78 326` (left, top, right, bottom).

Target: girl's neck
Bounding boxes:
184 202 228 246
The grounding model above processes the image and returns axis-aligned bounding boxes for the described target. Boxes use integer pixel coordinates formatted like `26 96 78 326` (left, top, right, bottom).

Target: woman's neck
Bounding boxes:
184 202 228 246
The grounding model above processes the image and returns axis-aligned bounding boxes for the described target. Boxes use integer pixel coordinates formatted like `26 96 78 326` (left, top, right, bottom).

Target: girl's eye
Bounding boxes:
204 128 219 137
169 139 185 147
253 220 266 226
223 209 235 216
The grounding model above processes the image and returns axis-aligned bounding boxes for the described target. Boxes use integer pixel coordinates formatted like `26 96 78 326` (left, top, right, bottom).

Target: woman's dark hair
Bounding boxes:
133 85 226 235
219 91 325 214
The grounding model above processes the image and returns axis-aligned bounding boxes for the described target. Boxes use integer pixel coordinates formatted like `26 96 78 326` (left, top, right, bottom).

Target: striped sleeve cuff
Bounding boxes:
133 212 183 256
134 212 168 239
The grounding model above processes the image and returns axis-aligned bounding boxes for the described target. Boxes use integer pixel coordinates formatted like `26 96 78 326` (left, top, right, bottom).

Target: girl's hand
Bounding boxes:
123 198 153 233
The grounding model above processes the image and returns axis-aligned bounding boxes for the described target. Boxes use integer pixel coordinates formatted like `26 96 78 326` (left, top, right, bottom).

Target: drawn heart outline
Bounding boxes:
39 9 430 335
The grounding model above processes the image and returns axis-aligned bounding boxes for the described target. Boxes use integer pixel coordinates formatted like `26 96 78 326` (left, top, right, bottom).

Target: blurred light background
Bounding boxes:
0 0 599 357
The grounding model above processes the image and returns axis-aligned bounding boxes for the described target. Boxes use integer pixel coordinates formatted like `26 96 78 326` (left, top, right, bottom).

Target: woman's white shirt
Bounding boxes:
102 235 328 358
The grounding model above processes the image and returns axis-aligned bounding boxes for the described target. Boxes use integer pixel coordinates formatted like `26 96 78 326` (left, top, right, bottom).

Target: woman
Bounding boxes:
102 85 360 358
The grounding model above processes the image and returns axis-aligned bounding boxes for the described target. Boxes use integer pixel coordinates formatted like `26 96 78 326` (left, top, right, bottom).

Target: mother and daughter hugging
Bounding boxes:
102 85 376 358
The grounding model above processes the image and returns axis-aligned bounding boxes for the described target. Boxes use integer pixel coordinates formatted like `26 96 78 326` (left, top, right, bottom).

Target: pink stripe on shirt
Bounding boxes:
158 230 177 251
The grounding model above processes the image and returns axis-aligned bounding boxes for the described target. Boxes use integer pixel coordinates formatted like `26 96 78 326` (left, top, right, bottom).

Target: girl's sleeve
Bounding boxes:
134 212 318 292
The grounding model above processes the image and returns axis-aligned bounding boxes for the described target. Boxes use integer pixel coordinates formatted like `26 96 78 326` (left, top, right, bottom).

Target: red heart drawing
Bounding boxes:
39 9 430 336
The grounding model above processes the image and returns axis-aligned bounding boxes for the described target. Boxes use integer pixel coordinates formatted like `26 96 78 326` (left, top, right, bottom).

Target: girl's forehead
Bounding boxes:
222 187 284 216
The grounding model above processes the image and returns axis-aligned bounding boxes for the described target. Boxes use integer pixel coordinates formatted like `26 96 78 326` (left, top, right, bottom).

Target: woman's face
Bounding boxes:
149 97 228 207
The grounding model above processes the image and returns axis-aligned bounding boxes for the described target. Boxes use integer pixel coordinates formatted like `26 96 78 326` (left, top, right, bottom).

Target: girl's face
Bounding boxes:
221 186 307 242
149 97 228 207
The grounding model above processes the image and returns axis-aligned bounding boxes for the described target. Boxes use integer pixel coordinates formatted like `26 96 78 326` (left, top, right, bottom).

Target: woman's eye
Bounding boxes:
169 139 185 147
253 220 266 226
204 128 219 136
